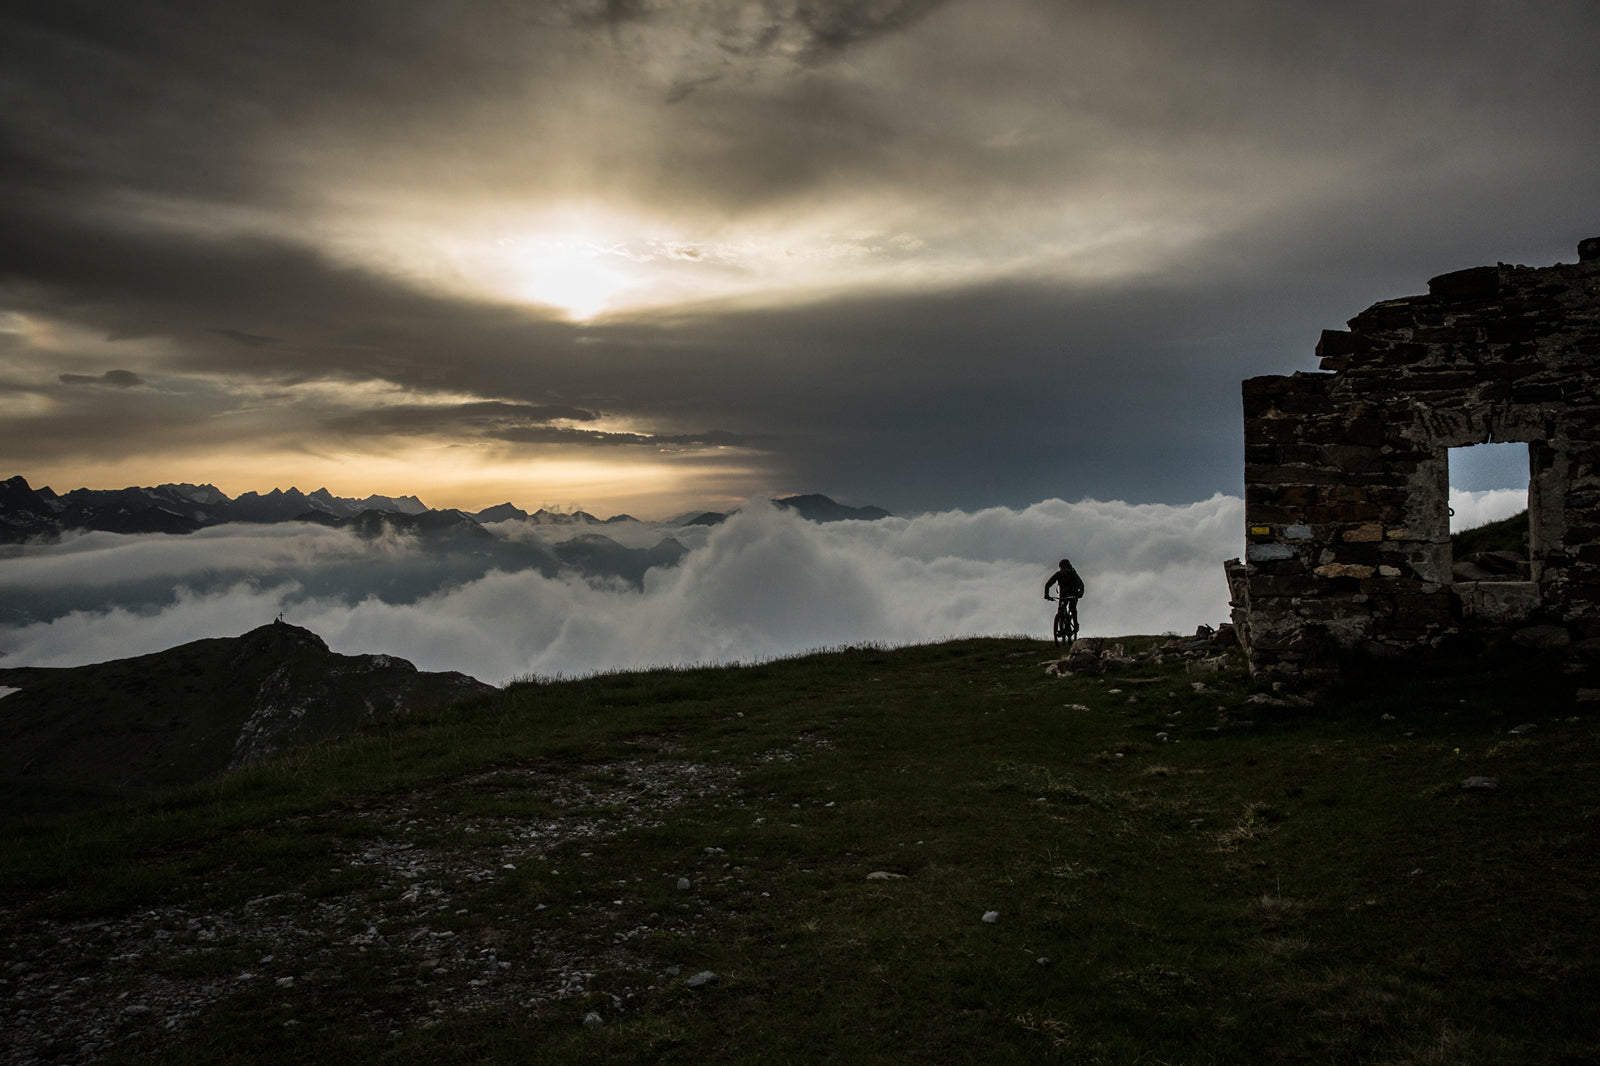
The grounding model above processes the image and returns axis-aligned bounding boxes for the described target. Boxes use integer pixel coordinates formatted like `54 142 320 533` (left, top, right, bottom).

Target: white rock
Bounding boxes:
981 911 1000 924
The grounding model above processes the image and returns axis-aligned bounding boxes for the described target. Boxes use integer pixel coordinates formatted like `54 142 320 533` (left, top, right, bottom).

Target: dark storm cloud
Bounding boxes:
0 194 442 349
4 1 1595 218
0 0 943 219
332 401 603 434
0 1 1597 513
567 277 1281 510
211 329 279 349
561 0 949 72
0 191 575 396
325 400 742 449
565 0 947 47
0 1 531 203
495 426 744 448
58 369 144 388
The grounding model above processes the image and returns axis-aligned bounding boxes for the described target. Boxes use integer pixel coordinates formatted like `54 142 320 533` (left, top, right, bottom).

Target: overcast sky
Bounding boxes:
2 0 1597 518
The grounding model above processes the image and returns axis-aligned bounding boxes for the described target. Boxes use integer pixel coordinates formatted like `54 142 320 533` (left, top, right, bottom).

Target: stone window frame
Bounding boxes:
1408 405 1566 588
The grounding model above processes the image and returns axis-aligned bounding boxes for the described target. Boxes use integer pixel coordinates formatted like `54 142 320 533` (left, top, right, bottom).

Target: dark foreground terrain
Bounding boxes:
0 623 491 810
2 638 1595 1064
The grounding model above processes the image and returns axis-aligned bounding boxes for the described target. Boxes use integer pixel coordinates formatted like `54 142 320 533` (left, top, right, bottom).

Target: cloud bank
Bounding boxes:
1449 488 1528 534
0 496 1242 684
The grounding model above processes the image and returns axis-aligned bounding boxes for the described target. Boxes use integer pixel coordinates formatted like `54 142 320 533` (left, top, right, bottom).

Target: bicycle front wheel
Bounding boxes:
1056 598 1081 646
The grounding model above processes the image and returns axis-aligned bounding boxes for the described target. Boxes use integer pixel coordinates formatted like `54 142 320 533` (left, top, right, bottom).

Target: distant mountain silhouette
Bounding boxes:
1 475 75 541
299 507 498 542
551 533 688 585
0 476 429 542
473 502 530 523
669 494 894 528
772 494 893 522
0 622 492 808
529 508 605 525
0 476 892 547
228 486 427 523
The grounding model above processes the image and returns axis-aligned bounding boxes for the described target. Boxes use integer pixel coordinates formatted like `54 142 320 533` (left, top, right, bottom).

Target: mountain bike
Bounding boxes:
1047 594 1079 651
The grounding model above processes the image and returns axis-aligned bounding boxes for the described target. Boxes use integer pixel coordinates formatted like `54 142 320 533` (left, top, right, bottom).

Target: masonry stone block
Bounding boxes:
1455 581 1541 624
1314 563 1376 579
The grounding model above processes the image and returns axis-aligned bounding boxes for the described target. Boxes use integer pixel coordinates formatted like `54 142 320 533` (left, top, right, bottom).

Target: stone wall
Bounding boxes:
1229 238 1600 686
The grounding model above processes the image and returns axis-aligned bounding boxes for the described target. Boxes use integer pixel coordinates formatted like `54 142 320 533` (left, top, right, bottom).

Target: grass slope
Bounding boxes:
0 623 491 812
2 638 1596 1064
1452 509 1530 557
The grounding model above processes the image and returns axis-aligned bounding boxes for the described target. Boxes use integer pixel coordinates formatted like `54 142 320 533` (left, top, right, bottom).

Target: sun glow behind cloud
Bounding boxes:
334 194 1205 322
401 206 940 320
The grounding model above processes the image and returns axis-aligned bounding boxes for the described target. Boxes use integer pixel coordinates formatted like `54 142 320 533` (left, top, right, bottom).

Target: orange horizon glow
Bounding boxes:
19 450 767 522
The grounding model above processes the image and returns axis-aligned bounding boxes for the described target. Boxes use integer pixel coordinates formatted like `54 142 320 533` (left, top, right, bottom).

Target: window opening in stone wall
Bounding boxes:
1447 442 1531 583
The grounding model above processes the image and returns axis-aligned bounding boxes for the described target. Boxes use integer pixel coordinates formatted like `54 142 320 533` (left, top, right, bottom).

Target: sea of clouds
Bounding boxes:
0 490 1527 685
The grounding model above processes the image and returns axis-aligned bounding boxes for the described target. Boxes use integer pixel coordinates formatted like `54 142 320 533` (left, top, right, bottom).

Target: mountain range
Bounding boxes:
0 475 892 544
0 476 428 541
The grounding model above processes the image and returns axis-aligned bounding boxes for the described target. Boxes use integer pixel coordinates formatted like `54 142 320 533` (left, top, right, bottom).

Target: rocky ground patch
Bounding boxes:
2 741 825 1064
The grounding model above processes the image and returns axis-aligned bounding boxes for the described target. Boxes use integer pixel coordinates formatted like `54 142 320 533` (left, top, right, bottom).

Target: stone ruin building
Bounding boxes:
1226 237 1600 686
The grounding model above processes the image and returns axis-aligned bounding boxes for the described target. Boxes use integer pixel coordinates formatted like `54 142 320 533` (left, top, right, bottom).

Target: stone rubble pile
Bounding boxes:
1045 624 1239 678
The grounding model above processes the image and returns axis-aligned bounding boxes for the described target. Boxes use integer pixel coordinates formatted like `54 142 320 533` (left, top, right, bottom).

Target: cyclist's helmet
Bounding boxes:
1059 558 1071 569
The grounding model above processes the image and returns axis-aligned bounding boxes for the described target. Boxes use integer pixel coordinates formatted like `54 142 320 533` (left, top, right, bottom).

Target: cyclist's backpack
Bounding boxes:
1065 566 1085 599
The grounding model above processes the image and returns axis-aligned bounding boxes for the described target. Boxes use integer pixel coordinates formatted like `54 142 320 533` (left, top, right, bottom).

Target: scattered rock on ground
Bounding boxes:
1047 624 1241 679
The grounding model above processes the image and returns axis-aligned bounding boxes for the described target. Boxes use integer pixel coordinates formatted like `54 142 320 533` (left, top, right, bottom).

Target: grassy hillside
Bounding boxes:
0 622 491 814
3 638 1596 1064
1452 509 1529 557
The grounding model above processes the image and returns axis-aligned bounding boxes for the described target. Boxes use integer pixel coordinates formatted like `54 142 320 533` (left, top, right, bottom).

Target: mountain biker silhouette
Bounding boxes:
1044 558 1084 649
